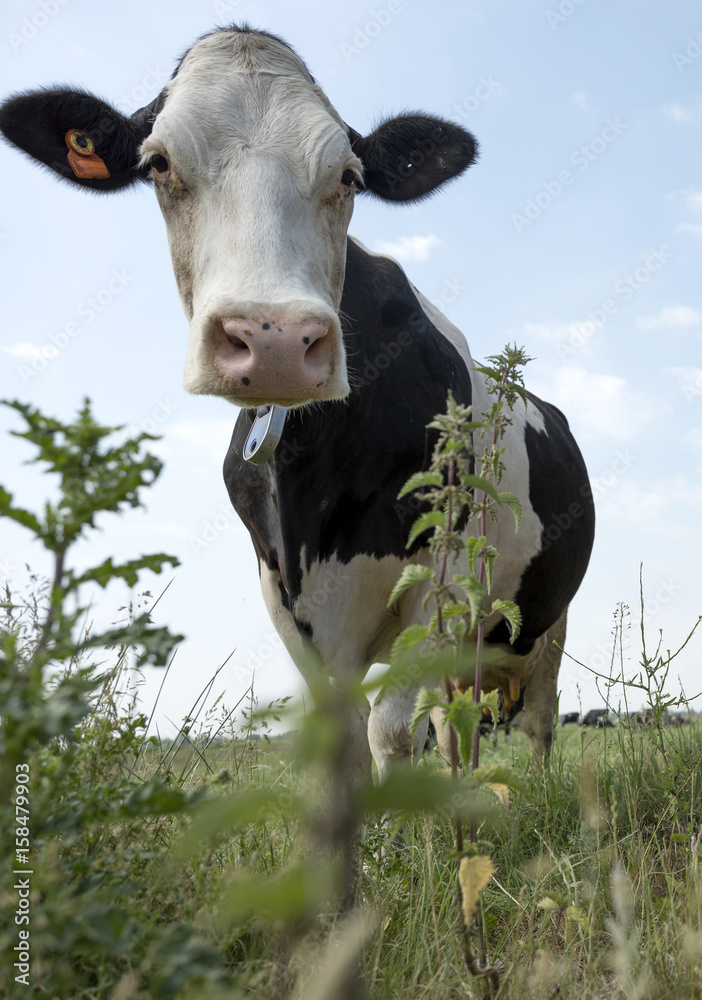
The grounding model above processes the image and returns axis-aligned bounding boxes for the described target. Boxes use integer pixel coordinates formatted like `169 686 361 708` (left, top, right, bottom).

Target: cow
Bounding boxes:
0 25 595 790
560 712 581 725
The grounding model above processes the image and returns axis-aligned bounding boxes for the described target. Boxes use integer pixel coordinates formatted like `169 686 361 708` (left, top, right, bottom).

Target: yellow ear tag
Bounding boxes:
65 129 110 179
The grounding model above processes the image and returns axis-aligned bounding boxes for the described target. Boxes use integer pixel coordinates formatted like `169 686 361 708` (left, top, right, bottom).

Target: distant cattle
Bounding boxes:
0 25 595 788
582 709 613 729
560 712 580 725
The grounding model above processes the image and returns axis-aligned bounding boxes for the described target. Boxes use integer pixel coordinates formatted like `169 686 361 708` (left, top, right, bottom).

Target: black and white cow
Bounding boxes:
0 25 594 783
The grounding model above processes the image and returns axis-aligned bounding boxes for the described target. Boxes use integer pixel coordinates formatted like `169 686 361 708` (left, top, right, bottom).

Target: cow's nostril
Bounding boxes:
303 330 329 367
226 333 249 352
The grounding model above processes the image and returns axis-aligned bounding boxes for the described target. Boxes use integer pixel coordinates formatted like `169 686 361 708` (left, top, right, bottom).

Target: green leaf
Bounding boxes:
445 693 482 768
79 616 183 667
474 365 501 383
80 905 139 955
465 535 484 575
390 624 430 665
428 601 471 631
409 687 445 737
387 564 435 606
490 599 522 642
361 768 488 822
457 474 502 503
70 554 180 590
0 486 41 535
407 510 446 547
452 574 485 630
497 491 522 532
222 865 333 922
472 763 526 794
177 788 307 861
119 778 195 817
1 397 164 550
397 470 443 499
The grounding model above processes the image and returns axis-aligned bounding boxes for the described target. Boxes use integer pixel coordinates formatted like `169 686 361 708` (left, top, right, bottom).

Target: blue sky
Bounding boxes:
1 0 701 734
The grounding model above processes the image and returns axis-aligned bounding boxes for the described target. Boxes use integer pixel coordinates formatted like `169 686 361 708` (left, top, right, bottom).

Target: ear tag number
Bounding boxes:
65 129 110 179
243 406 287 465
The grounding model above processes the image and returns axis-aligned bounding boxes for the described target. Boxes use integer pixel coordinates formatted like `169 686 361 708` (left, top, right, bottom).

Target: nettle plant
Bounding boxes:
385 345 532 984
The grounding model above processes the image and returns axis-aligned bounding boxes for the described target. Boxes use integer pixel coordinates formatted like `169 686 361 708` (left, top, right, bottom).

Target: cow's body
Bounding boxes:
0 24 594 782
224 235 593 776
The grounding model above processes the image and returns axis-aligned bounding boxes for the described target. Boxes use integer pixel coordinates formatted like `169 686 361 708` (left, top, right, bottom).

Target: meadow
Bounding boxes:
2 621 701 999
1 399 701 999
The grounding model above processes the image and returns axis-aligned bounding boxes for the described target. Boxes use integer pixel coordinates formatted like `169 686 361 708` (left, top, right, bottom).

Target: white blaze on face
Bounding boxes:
140 31 362 408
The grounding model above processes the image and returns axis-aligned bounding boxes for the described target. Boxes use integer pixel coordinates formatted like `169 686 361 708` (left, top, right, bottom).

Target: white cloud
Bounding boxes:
0 342 58 361
523 319 601 360
525 320 598 343
572 91 588 111
373 234 440 262
664 100 702 125
665 187 702 211
685 190 702 212
676 222 702 238
636 305 702 331
599 477 702 538
666 366 702 401
528 366 651 441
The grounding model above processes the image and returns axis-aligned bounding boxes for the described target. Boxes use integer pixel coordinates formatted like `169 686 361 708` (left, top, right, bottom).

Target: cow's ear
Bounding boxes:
0 87 153 192
348 114 478 203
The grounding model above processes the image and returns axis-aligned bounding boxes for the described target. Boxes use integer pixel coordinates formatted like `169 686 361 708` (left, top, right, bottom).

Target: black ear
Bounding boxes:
348 113 478 203
0 87 155 192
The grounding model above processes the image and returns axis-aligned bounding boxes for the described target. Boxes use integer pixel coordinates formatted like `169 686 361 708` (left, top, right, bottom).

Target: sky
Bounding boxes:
0 0 701 736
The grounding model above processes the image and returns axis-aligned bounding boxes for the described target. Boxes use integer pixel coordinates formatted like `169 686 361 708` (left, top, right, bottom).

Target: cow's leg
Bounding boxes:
523 608 567 756
259 562 373 785
428 701 453 765
368 684 429 781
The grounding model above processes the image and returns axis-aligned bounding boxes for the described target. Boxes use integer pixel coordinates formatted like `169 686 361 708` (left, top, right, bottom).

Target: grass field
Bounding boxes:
3 644 702 999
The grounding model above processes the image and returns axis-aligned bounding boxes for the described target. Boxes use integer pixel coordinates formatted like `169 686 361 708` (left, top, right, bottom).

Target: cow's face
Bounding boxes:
141 32 360 407
0 26 478 408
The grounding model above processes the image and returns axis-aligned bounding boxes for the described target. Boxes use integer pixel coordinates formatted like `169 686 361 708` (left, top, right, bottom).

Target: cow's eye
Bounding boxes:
340 169 356 187
150 154 169 174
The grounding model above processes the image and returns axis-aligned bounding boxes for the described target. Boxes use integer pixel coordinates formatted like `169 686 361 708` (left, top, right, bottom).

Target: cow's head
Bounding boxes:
0 26 477 408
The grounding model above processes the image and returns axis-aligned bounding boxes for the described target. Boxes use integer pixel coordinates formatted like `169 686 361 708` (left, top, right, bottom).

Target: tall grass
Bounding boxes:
2 583 702 997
